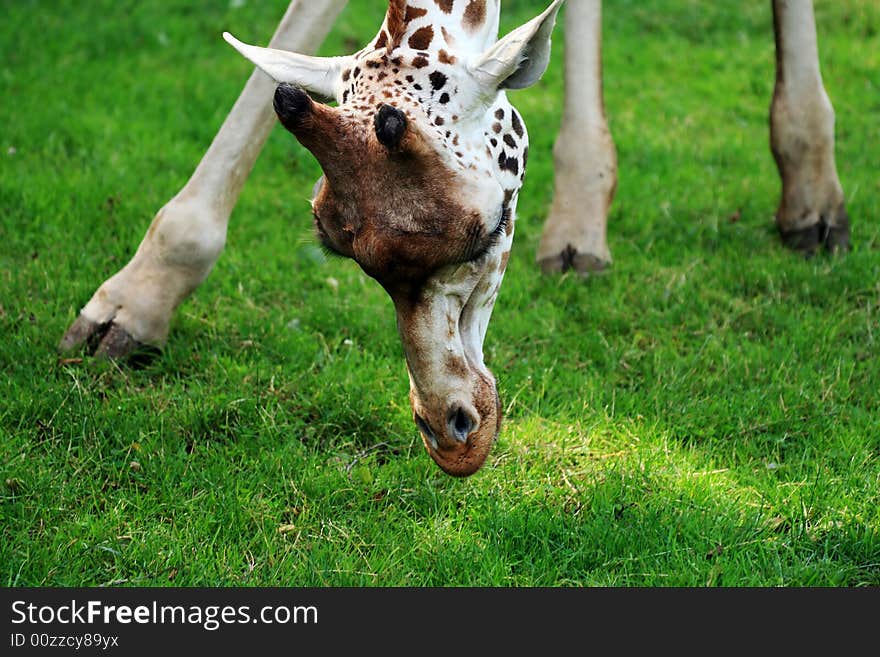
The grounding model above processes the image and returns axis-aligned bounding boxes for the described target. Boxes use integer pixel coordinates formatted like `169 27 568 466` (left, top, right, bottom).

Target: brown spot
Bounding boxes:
445 353 468 378
511 110 524 138
463 0 486 32
492 123 502 134
442 27 455 46
429 70 448 90
408 25 434 51
405 5 428 22
342 69 351 82
499 251 511 272
438 49 456 65
412 56 429 69
495 108 505 120
435 0 454 13
375 30 389 50
503 134 516 148
498 151 519 176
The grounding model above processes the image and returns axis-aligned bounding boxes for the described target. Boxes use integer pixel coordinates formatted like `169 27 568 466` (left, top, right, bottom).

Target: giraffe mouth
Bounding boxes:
419 431 497 477
412 378 502 477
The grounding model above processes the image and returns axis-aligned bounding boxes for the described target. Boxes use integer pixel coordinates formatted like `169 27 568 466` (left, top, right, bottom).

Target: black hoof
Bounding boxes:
58 315 160 366
539 245 611 277
779 205 851 257
58 315 101 353
823 207 851 254
780 224 822 256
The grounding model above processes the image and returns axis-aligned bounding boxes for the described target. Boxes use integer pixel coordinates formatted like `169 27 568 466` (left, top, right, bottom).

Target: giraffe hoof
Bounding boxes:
779 206 851 257
59 315 160 366
779 224 822 255
538 246 610 277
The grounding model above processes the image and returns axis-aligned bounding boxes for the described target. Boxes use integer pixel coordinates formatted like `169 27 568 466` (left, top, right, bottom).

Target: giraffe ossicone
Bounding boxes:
225 0 565 476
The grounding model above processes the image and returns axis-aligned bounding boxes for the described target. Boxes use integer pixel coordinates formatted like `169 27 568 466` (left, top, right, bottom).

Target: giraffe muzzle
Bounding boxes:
411 382 501 478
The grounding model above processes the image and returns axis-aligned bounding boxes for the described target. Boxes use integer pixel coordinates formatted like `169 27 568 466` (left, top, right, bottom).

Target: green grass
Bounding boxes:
1 0 878 587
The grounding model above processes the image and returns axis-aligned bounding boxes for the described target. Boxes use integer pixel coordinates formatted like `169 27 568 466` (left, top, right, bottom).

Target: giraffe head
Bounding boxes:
225 0 564 476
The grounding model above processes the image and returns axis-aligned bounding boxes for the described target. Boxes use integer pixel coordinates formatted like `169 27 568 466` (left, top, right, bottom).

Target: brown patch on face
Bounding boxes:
405 5 428 23
438 49 456 65
445 353 468 378
434 0 454 13
408 25 434 51
300 107 494 296
412 56 429 69
463 0 487 32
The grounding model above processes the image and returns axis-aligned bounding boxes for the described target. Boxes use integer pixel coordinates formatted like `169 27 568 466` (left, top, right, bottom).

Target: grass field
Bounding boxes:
1 0 878 587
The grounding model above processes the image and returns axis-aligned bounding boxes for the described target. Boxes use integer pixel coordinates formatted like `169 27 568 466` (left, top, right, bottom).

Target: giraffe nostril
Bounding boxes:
447 406 476 444
415 414 438 450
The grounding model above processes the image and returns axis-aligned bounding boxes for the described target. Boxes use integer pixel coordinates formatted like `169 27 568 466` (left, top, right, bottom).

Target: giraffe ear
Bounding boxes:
222 32 352 101
468 0 565 90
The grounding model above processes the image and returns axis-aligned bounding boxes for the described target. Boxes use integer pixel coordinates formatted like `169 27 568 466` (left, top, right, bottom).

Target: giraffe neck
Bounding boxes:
380 0 500 56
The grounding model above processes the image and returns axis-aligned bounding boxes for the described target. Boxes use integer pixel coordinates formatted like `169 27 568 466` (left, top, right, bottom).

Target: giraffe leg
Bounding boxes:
58 0 348 360
770 0 849 256
537 0 617 276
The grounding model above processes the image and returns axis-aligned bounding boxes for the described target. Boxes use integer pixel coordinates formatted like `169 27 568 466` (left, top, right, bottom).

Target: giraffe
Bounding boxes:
58 0 849 476
61 0 564 477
